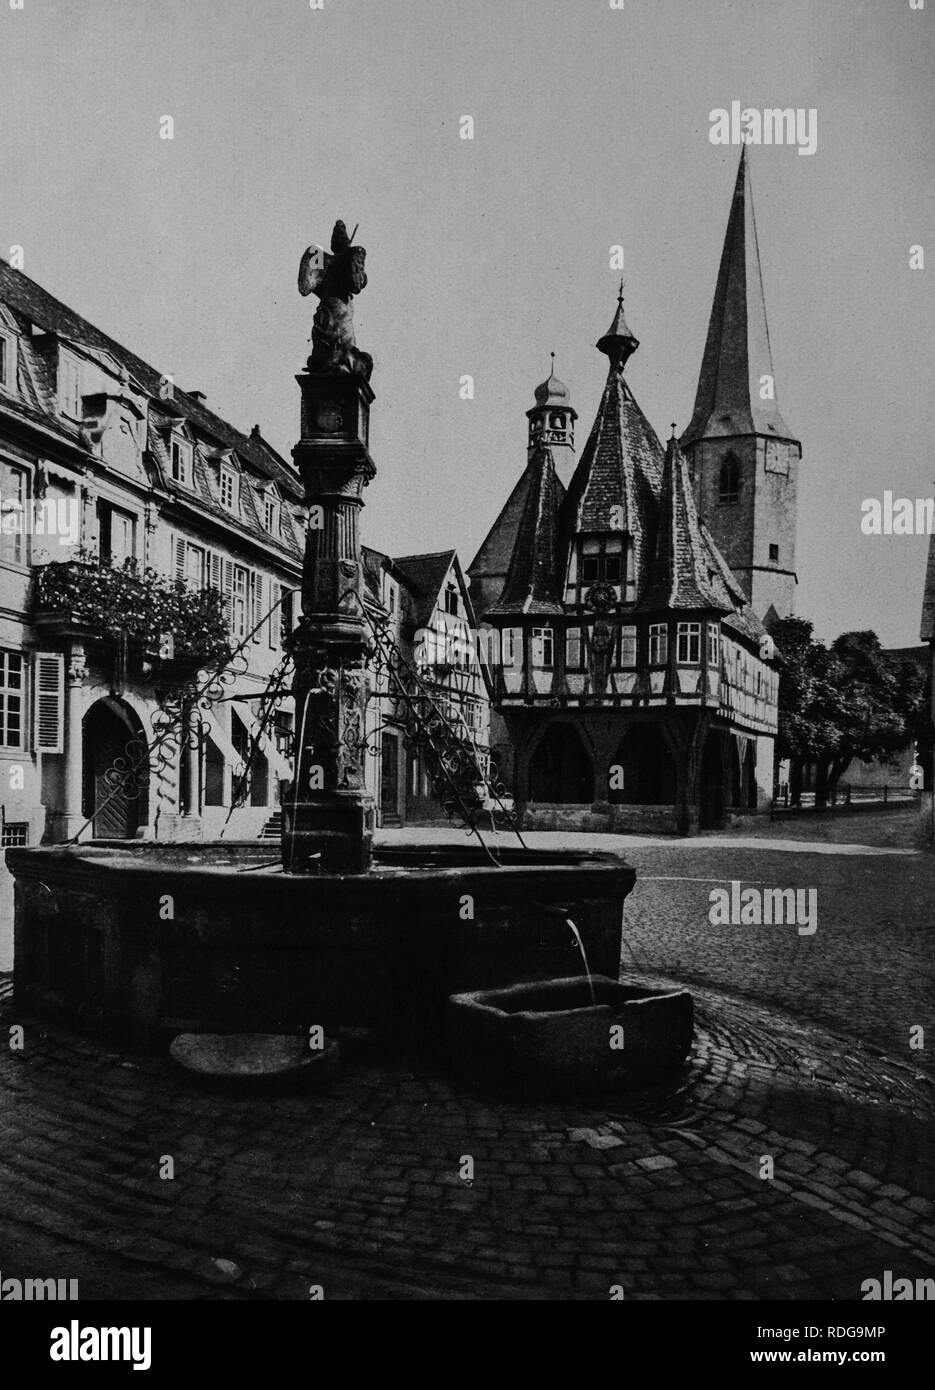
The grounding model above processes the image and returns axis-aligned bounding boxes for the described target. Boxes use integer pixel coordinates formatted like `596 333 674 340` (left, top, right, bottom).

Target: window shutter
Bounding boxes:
223 559 233 594
34 653 64 753
174 534 186 581
269 583 280 648
208 551 222 589
251 572 263 641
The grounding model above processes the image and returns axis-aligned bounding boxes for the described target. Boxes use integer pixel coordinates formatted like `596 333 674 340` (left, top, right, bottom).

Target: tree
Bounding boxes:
771 620 928 806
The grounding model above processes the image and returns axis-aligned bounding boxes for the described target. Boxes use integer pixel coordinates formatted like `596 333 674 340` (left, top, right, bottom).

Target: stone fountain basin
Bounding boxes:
447 974 694 1097
6 841 635 1050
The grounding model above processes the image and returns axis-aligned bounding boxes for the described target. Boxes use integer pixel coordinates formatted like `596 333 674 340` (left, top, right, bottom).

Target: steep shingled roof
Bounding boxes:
468 469 537 595
639 434 733 613
921 534 935 642
486 445 564 616
560 364 664 598
681 147 794 447
0 259 302 500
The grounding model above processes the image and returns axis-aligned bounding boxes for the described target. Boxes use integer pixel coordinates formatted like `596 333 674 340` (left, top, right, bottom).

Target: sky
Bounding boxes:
1 0 933 647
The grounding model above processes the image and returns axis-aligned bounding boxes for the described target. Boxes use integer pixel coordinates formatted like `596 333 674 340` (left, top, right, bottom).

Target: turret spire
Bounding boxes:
596 285 640 372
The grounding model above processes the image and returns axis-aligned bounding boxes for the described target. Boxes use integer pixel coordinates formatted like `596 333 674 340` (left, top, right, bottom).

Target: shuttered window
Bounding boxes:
0 649 25 748
33 652 63 752
279 586 294 648
250 572 264 642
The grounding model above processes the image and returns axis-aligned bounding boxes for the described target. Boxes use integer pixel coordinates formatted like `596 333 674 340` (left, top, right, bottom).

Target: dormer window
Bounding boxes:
0 330 16 392
219 467 238 511
170 437 193 487
59 350 82 419
569 534 635 603
263 495 280 535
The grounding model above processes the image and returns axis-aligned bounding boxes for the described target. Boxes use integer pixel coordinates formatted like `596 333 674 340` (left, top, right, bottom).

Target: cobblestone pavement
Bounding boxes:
0 822 932 1300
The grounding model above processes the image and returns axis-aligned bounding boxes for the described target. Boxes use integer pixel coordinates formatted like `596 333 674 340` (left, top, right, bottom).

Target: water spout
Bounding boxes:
566 917 597 1007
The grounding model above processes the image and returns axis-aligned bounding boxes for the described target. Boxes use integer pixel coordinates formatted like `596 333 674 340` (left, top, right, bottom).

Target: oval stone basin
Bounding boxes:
169 1032 339 1091
447 975 693 1098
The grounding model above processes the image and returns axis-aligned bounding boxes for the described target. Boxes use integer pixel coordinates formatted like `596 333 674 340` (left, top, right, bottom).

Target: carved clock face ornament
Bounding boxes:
586 582 617 612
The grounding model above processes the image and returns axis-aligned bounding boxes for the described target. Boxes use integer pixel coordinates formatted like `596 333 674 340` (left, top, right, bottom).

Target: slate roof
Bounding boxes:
486 446 564 616
921 535 935 642
560 356 664 599
477 289 770 650
639 435 733 613
468 468 537 593
0 260 306 559
681 147 795 447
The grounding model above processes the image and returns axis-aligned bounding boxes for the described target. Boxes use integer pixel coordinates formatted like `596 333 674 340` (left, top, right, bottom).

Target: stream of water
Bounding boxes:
566 917 597 1006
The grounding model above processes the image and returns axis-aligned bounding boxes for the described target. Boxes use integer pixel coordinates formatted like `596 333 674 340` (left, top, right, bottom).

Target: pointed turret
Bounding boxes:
561 292 664 604
596 281 640 372
640 431 733 613
487 443 564 615
469 366 571 614
681 147 791 444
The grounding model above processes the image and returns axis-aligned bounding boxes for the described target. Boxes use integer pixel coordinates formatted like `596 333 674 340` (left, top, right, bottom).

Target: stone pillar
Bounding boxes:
283 370 377 874
754 733 775 813
58 642 87 842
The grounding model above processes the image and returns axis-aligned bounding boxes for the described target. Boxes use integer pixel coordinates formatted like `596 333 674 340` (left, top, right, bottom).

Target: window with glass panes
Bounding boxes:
0 332 15 391
677 622 701 663
649 623 668 666
171 438 192 485
230 565 248 638
617 625 637 668
502 628 520 667
707 624 719 667
565 627 583 671
531 627 554 667
0 462 29 565
568 535 636 603
0 650 24 748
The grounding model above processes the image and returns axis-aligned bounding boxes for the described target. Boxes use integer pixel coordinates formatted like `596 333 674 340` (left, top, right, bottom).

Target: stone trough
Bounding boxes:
447 974 694 1097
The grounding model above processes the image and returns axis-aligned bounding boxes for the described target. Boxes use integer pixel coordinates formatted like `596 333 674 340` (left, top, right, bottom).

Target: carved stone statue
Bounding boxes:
298 220 373 380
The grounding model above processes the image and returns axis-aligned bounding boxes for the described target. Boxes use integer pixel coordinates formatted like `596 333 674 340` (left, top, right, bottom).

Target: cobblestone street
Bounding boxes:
1 814 933 1300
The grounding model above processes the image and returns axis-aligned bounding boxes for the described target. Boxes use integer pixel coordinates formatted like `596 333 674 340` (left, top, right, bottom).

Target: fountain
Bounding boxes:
6 220 689 1088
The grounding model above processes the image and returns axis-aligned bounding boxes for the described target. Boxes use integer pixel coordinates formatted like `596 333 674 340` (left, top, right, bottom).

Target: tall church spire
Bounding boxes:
681 147 792 445
680 148 801 625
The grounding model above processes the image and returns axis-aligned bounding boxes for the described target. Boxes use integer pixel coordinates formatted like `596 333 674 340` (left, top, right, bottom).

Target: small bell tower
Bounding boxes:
526 354 577 488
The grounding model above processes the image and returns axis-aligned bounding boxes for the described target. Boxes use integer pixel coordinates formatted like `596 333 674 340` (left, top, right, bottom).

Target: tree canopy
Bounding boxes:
771 618 929 801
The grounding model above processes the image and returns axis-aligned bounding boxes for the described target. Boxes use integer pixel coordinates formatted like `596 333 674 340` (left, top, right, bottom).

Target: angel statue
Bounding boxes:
298 220 373 380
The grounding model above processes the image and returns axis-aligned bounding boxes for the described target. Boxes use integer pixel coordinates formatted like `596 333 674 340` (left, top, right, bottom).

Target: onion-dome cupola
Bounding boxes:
526 353 577 486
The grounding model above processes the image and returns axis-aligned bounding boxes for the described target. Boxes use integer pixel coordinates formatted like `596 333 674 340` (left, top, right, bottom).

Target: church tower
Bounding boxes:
680 147 801 626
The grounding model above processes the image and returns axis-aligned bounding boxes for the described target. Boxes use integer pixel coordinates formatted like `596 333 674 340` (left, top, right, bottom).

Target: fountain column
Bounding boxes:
283 220 377 874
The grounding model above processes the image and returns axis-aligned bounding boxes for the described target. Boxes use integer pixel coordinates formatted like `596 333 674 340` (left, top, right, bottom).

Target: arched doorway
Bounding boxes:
609 724 677 805
82 698 148 839
528 724 594 803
